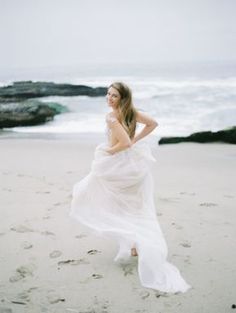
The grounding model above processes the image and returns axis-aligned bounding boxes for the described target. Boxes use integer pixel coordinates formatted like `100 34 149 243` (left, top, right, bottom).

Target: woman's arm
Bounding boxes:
106 117 132 155
132 111 158 144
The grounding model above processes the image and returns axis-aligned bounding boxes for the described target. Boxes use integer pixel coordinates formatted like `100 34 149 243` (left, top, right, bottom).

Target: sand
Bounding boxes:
0 135 235 313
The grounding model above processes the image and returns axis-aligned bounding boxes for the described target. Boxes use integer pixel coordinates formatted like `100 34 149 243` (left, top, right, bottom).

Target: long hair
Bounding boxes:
108 82 137 139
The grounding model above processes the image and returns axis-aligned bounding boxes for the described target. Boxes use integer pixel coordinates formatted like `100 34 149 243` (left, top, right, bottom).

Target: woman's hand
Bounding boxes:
105 147 114 155
132 112 158 143
105 140 132 155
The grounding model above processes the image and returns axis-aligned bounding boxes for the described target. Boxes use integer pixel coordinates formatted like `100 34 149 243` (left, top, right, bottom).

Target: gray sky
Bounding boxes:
0 0 235 69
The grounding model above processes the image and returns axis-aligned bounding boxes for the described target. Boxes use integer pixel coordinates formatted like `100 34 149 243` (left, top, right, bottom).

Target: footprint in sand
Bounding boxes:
47 294 65 304
17 174 25 177
75 233 87 239
36 191 51 194
92 297 110 312
2 188 12 192
121 264 134 276
87 249 101 255
171 222 183 230
78 273 104 283
155 291 169 298
91 273 103 279
58 259 90 266
223 195 234 198
49 250 62 258
184 255 192 264
9 264 36 283
10 225 34 233
180 191 196 196
42 215 51 220
53 202 62 207
159 197 180 203
2 171 10 175
14 291 30 303
40 231 55 236
15 286 38 303
139 291 150 300
10 300 27 305
180 241 192 248
21 242 33 249
199 202 218 207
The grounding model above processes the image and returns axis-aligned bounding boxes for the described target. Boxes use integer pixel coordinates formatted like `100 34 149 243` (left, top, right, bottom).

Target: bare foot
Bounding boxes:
131 247 138 256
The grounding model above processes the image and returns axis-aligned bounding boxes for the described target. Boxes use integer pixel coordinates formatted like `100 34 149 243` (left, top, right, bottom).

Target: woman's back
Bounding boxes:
106 112 136 147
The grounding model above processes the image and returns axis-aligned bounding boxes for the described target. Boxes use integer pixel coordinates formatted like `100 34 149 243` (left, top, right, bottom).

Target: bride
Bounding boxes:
70 81 190 293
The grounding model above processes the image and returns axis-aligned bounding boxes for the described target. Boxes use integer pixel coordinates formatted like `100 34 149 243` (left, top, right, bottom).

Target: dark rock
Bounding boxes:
0 100 66 128
0 81 107 103
159 127 236 144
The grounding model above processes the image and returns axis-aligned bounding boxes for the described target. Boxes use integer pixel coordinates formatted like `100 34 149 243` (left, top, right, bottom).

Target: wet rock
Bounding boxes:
159 127 236 144
0 100 66 128
0 81 107 103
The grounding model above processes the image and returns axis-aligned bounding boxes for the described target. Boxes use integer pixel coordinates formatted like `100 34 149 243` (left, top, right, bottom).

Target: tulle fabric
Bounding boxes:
70 141 191 293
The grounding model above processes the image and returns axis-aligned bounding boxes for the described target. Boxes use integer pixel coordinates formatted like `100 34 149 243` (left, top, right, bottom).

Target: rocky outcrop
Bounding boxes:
159 127 236 144
0 100 68 128
0 81 107 103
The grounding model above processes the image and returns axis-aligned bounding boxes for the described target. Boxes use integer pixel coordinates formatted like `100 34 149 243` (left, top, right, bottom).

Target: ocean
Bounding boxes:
1 62 236 139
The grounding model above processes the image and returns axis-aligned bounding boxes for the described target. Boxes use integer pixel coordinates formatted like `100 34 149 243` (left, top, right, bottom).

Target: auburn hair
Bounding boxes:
108 82 137 139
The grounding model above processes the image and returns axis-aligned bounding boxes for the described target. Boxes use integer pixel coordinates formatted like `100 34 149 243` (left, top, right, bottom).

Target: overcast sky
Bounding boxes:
0 0 235 69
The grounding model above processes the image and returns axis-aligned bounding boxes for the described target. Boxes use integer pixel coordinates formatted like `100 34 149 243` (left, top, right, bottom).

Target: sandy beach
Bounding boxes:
0 136 235 313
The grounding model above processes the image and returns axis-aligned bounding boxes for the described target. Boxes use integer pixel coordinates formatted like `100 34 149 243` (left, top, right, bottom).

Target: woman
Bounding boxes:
70 82 190 293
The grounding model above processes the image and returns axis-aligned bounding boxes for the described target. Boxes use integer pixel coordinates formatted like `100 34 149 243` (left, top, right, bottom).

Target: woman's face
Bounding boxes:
106 86 121 109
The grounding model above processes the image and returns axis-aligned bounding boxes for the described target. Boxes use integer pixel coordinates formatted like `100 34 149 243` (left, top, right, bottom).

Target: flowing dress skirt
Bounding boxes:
70 141 191 293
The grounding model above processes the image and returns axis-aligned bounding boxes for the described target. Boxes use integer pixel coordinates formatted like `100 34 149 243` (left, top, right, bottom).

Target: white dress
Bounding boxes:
69 115 191 293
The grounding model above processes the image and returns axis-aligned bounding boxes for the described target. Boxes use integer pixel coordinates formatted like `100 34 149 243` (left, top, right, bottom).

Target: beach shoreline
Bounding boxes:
0 137 235 313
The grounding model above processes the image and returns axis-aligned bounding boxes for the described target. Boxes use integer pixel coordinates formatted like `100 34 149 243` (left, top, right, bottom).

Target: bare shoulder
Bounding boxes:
106 112 119 127
136 110 158 126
